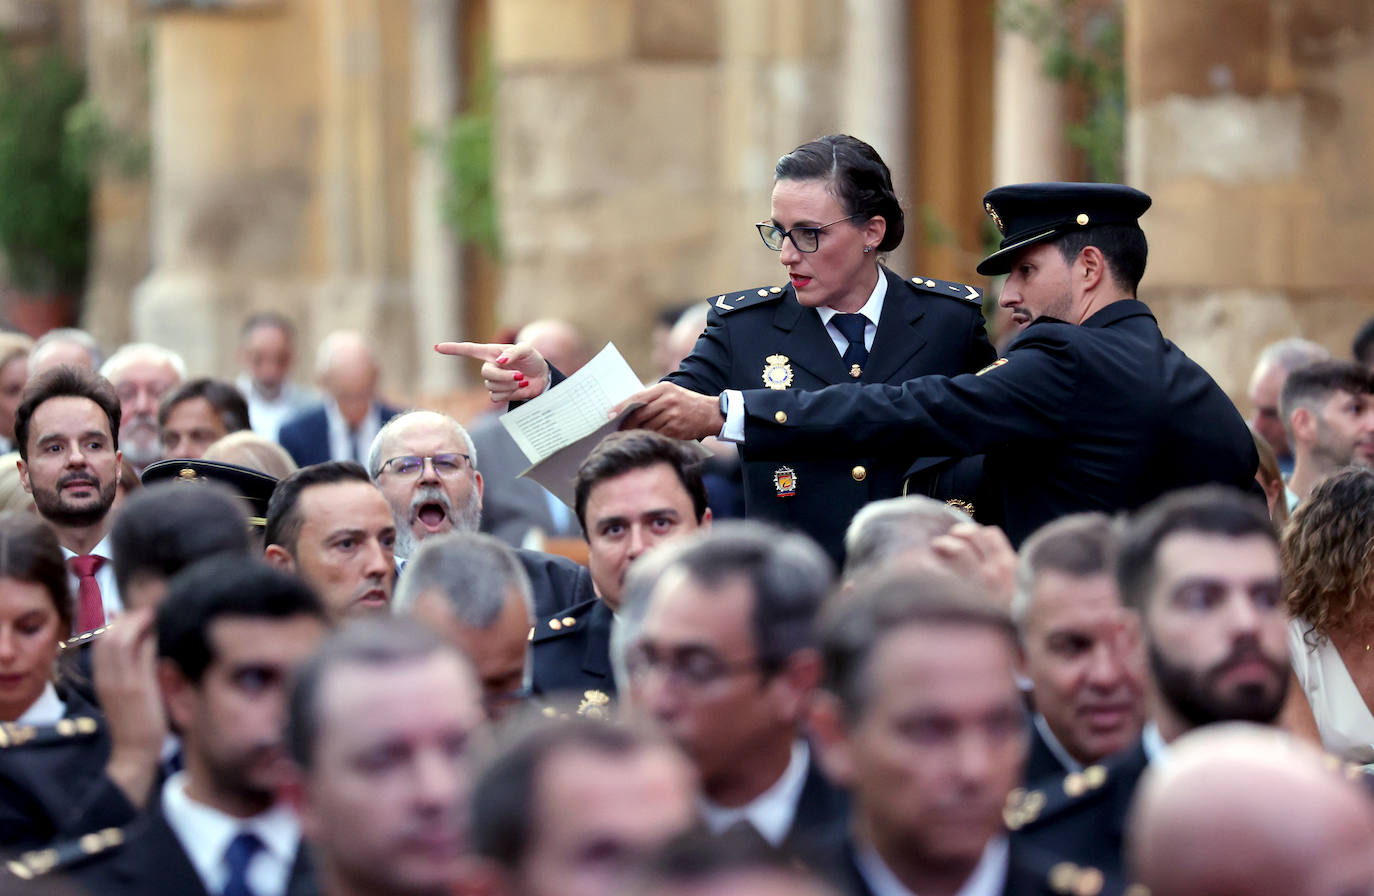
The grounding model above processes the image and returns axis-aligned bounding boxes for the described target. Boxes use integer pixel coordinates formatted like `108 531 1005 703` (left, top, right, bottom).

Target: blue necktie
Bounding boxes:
832 313 869 378
223 831 262 896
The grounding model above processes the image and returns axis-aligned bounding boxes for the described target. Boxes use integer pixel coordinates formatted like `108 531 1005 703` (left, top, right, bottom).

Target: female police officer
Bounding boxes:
444 135 994 563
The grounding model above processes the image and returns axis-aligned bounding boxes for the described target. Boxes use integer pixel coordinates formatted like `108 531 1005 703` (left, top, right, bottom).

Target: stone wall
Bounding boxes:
1127 0 1374 404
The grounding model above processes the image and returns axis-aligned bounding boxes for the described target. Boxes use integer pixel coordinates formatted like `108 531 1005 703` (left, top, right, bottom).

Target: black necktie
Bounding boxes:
832 313 869 378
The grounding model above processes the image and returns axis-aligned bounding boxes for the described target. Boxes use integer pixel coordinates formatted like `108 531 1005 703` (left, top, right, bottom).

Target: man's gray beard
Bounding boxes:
122 416 161 467
392 486 481 560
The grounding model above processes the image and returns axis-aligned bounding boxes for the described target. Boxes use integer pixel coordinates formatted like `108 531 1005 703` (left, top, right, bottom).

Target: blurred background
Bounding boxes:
0 0 1369 414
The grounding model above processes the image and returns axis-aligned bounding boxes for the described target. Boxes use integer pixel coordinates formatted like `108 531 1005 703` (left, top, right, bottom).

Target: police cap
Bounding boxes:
977 182 1151 276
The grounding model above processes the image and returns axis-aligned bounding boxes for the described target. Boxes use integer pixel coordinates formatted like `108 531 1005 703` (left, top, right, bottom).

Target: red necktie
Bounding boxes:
68 554 106 634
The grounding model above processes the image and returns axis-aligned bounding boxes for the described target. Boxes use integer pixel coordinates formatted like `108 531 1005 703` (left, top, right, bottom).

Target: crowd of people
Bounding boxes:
0 134 1372 896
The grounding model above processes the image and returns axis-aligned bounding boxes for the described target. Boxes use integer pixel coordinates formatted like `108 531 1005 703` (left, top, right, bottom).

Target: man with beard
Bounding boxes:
99 343 185 476
1008 485 1288 884
14 366 126 631
1279 359 1374 508
370 410 593 619
67 556 328 895
265 462 396 622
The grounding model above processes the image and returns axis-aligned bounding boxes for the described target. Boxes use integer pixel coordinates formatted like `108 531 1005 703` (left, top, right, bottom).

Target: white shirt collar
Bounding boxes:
817 266 888 328
17 682 64 725
698 740 811 847
1141 721 1169 765
161 772 300 896
854 834 1009 896
1032 712 1083 774
324 398 383 466
60 533 122 621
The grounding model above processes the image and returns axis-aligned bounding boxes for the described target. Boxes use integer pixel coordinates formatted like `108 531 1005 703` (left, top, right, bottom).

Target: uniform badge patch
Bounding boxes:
984 201 1005 234
976 358 1009 376
762 354 794 390
773 467 797 498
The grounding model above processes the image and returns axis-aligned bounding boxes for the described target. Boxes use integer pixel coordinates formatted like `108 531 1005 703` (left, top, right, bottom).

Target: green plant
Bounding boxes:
435 46 498 259
1000 0 1125 182
0 47 92 294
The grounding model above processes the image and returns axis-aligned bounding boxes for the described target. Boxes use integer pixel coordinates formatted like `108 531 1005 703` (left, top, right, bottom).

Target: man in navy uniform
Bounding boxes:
620 183 1258 548
530 431 710 699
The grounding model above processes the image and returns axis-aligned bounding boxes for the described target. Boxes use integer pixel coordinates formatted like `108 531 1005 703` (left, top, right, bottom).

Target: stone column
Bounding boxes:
840 0 909 274
992 0 1068 185
410 0 464 391
1126 0 1374 401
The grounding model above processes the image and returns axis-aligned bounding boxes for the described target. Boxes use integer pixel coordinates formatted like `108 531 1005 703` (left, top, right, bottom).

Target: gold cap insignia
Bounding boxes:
1076 213 1090 226
578 690 611 720
849 364 862 378
762 354 793 390
177 467 200 482
985 201 1005 233
772 467 797 498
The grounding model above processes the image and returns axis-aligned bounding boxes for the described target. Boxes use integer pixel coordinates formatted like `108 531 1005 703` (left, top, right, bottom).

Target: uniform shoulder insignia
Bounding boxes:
60 624 109 651
531 602 592 644
908 275 983 307
4 826 125 880
0 716 100 749
1009 764 1112 830
1047 861 1106 896
577 690 612 720
707 285 786 315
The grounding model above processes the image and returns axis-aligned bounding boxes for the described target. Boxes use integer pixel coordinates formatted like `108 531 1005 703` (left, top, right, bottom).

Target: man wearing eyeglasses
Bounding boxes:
615 522 848 858
368 409 594 621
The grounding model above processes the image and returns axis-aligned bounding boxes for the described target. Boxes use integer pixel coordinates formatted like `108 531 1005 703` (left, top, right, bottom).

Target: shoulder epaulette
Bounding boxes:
60 624 108 651
907 275 984 307
1047 860 1109 896
1004 763 1111 830
530 606 592 644
5 826 124 880
0 716 100 749
707 285 787 315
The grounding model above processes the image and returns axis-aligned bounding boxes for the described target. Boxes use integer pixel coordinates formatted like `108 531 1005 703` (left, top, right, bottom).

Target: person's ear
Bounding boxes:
807 690 856 788
861 215 887 254
157 658 197 735
1078 245 1107 292
264 544 296 570
1290 406 1314 447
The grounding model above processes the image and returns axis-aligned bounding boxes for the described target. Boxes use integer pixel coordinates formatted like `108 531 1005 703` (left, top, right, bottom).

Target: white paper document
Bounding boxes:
499 343 646 506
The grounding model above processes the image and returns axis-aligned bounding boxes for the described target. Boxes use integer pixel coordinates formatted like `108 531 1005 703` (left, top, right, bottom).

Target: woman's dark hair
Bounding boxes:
0 511 73 638
774 134 905 253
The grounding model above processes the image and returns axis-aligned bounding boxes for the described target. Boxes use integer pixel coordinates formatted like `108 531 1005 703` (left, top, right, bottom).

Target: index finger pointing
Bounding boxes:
435 341 506 362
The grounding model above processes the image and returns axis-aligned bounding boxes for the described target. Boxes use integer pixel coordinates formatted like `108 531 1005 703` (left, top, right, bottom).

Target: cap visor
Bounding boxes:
975 228 1060 276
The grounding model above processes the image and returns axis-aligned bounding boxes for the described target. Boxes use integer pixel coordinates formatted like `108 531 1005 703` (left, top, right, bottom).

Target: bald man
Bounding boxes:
278 331 401 468
1129 724 1374 896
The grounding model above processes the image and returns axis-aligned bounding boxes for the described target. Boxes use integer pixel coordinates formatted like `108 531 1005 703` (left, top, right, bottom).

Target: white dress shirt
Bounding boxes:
854 835 1009 896
61 533 121 621
236 374 314 442
722 270 889 442
698 740 811 847
161 772 299 896
1141 721 1169 765
324 399 383 467
17 682 64 725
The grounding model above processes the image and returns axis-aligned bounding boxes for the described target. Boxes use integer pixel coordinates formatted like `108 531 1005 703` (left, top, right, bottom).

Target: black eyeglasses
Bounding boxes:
377 453 471 478
623 645 764 688
755 213 862 253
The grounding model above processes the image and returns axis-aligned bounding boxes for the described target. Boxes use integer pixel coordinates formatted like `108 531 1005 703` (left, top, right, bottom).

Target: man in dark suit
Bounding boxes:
615 522 847 855
62 557 328 895
1007 486 1289 886
809 566 1123 896
277 330 401 468
1010 514 1145 785
693 183 1258 548
369 409 593 621
530 431 711 699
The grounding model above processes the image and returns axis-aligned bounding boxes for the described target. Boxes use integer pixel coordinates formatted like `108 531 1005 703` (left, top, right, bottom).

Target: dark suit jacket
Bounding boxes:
515 548 594 620
0 691 137 853
73 798 314 896
1011 737 1149 885
277 402 402 468
529 597 614 698
1023 717 1071 785
742 300 1257 546
828 836 1122 896
668 268 994 563
781 750 849 857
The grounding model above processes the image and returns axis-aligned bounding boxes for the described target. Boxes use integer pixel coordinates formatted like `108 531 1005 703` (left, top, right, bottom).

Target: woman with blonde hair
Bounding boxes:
1282 467 1374 763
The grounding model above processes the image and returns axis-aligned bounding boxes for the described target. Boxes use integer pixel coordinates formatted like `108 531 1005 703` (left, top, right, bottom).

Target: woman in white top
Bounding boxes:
1282 468 1374 765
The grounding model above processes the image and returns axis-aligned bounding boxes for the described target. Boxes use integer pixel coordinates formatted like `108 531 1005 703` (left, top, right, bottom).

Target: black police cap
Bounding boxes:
140 458 278 528
976 182 1152 276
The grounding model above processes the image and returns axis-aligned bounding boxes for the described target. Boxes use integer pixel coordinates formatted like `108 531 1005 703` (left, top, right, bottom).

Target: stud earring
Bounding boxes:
863 246 872 254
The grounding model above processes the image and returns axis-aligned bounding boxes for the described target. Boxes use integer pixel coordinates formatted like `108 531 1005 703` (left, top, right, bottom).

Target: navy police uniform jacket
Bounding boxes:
740 299 1258 546
670 266 994 562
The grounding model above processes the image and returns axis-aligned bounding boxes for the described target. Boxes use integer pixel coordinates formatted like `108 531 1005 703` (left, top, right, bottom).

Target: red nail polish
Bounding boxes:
497 356 509 365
